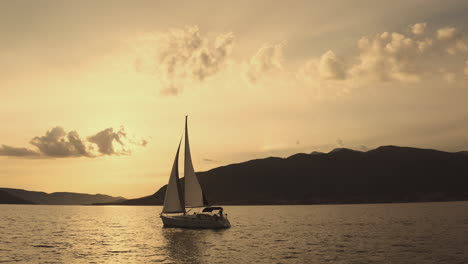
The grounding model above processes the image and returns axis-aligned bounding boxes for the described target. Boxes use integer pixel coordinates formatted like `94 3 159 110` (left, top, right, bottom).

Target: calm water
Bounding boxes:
0 202 467 264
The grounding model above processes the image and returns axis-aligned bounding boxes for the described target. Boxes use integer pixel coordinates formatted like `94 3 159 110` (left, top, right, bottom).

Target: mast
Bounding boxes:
162 138 185 214
184 116 206 207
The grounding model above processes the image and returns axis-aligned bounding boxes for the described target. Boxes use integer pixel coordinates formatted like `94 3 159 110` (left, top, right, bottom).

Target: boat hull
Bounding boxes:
161 214 231 229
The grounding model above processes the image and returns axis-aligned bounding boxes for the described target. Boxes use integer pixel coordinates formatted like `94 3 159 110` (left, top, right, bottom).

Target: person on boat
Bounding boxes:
219 208 224 218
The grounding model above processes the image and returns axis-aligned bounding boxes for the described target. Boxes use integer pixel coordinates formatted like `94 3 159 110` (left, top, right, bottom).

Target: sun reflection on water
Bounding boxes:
1 203 467 264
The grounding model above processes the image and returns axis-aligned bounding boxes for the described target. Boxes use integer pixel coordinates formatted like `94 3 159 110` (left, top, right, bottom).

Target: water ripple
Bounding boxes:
0 202 467 264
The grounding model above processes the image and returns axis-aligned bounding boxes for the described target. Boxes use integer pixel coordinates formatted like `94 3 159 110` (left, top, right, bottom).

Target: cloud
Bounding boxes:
301 50 346 81
351 32 423 82
202 158 221 164
139 139 148 147
0 126 147 158
0 145 40 157
436 26 468 55
30 127 90 157
437 26 457 40
133 23 467 95
317 50 346 80
245 42 285 83
298 23 468 87
135 26 235 95
87 127 128 155
411 23 426 35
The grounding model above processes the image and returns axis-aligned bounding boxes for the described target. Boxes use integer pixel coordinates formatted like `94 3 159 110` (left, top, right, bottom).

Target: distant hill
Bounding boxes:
101 145 468 206
0 188 125 205
0 190 34 204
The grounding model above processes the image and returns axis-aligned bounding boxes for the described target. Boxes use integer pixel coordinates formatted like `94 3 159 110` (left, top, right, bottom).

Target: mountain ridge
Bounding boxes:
0 188 125 205
97 145 468 206
0 190 35 204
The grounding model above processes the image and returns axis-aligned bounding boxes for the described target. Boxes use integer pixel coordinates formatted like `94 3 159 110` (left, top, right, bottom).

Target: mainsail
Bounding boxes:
184 116 206 207
162 139 185 213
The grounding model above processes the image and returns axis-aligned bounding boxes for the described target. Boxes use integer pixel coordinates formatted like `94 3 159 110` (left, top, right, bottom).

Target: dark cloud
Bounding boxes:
30 127 90 157
0 145 40 157
0 126 147 159
202 158 220 163
87 127 128 155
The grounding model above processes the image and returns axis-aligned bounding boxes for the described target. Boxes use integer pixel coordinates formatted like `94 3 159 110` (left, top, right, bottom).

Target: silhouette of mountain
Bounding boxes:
0 190 34 204
100 145 468 206
329 147 361 154
0 188 125 205
310 151 324 155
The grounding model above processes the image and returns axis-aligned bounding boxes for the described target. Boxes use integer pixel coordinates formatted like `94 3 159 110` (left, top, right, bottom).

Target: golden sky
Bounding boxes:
1 0 468 198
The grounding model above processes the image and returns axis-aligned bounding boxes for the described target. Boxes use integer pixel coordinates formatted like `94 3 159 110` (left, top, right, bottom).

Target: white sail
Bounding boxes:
160 117 230 228
162 139 185 214
184 116 206 207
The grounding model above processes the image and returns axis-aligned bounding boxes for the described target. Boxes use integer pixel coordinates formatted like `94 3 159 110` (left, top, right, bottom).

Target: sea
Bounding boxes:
0 202 467 264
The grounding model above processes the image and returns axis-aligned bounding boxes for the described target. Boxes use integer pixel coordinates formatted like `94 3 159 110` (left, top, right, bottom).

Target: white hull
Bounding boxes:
161 214 231 229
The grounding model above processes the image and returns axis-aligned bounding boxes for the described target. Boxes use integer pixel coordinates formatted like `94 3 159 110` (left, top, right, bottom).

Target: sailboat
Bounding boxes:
160 116 231 229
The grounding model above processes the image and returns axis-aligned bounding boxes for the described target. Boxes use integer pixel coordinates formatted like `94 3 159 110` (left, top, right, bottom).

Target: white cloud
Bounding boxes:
245 42 285 83
298 50 347 87
411 23 426 35
134 24 468 95
135 26 235 95
435 26 468 55
417 38 433 53
297 23 468 88
317 50 346 80
351 32 422 82
437 27 457 40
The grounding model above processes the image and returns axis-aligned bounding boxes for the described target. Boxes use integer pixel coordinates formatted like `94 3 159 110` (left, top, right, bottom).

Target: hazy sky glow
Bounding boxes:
1 0 468 198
